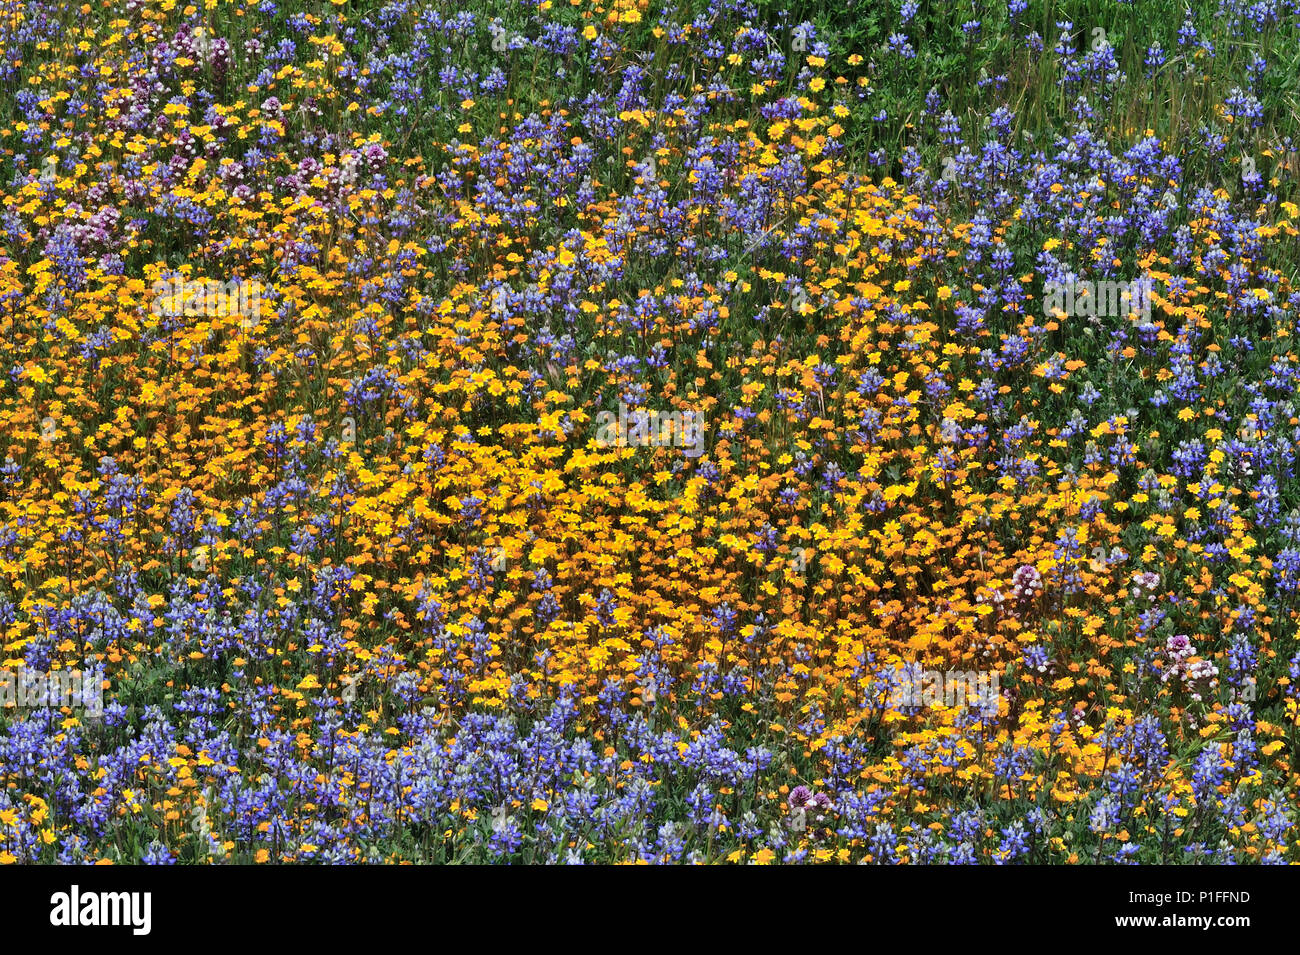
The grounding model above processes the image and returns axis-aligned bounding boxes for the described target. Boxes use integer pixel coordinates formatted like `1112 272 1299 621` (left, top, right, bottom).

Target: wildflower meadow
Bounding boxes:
1 0 1300 877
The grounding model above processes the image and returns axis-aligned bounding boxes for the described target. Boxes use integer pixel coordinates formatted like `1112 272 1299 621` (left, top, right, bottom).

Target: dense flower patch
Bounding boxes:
2 0 1300 863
